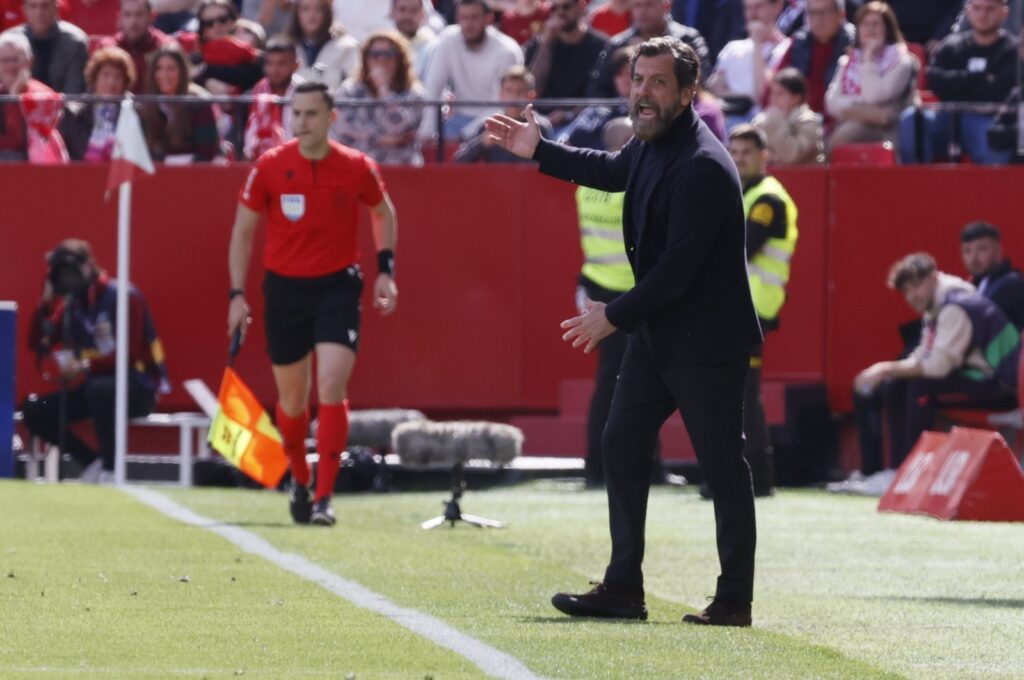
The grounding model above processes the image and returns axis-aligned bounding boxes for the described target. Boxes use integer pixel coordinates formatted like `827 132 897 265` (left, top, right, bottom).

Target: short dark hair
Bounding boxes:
630 37 700 91
729 123 767 150
456 0 491 12
772 67 807 98
887 252 937 290
265 35 297 56
609 46 634 75
294 81 334 109
960 220 1001 243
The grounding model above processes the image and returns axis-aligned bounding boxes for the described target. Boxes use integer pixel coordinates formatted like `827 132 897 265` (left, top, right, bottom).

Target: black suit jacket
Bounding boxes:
534 107 762 368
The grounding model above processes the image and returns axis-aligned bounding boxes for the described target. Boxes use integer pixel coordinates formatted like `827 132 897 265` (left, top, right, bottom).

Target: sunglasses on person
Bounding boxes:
367 47 399 59
200 13 232 29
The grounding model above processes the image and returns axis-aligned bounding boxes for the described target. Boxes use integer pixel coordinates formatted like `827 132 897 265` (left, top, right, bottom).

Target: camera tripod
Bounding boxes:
420 462 505 530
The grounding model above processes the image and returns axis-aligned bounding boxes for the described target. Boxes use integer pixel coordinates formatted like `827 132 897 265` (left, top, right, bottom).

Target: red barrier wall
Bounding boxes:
826 167 1024 410
4 164 1021 415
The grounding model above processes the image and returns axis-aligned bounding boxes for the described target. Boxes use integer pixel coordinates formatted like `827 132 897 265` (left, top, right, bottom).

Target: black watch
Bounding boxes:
228 288 245 300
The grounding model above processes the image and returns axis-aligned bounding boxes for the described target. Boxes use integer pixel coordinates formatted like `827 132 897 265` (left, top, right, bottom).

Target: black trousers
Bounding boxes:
601 335 755 603
21 375 157 471
744 345 773 494
853 373 1016 474
581 277 667 485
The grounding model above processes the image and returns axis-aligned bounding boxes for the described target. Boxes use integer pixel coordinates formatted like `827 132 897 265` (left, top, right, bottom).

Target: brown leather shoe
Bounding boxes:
682 599 752 627
551 582 648 620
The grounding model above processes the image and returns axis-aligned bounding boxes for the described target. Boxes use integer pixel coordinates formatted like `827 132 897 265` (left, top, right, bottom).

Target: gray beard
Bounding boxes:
631 103 681 142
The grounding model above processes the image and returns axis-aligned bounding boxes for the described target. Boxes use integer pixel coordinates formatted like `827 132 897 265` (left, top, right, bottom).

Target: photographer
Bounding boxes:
21 240 167 482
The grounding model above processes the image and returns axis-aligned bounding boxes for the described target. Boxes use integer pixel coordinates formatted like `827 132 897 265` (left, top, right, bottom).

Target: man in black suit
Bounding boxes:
485 37 762 627
960 221 1024 331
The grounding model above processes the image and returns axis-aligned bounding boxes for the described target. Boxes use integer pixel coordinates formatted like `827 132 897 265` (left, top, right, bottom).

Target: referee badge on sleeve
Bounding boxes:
281 194 306 222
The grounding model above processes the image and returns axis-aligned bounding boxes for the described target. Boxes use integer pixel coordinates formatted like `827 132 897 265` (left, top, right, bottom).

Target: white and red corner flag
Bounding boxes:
106 96 155 192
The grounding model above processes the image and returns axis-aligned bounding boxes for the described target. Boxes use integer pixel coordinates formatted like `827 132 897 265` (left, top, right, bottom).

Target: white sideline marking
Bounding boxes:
124 486 546 680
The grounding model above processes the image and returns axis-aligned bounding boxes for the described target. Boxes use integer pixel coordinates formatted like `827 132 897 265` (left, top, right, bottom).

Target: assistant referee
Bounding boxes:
227 81 399 526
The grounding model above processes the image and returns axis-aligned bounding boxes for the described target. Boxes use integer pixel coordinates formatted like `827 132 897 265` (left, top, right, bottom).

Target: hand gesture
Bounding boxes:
227 296 252 340
484 104 542 159
560 299 616 354
373 273 398 316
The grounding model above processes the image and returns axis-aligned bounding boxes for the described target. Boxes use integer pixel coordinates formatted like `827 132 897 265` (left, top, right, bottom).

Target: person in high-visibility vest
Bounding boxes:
720 123 799 498
575 117 685 488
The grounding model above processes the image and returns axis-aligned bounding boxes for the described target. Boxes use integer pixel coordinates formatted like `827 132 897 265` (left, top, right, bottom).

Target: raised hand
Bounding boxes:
484 104 542 159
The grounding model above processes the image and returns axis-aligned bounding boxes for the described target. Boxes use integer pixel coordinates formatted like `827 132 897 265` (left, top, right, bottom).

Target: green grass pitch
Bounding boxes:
2 479 1022 679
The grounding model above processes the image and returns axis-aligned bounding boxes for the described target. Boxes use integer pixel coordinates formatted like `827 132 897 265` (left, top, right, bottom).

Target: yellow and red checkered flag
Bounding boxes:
208 367 288 488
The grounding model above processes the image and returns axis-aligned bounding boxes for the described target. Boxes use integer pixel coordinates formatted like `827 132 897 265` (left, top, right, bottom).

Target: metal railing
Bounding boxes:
0 93 1018 163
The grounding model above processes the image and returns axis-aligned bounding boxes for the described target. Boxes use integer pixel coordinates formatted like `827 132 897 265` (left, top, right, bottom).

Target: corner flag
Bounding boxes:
107 97 155 192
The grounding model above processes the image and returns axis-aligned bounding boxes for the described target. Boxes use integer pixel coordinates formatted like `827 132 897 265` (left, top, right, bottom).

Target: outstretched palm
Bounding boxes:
484 104 542 159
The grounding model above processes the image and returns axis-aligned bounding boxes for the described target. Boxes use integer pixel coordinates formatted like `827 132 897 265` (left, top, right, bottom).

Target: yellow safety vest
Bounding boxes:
576 186 634 293
744 175 798 322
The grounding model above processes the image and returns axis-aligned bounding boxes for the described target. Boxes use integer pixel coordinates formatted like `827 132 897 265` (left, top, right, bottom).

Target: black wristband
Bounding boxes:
377 249 395 277
228 288 245 300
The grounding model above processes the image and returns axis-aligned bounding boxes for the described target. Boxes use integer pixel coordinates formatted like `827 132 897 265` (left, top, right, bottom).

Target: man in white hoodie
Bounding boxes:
846 252 1020 495
421 0 523 139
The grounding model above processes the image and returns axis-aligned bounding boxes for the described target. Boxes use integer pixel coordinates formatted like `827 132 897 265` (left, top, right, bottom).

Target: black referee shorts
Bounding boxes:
263 266 363 366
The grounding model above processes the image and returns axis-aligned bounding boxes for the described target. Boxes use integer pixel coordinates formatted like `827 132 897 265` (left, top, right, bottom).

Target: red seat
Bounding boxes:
830 142 896 166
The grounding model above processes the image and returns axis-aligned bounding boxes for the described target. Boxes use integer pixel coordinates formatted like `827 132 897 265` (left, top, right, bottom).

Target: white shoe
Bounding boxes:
78 459 103 484
826 469 867 493
96 470 116 485
856 469 896 497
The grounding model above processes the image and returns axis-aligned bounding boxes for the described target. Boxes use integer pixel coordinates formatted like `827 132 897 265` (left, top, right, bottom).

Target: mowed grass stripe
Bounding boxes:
125 485 546 680
169 485 902 679
0 481 485 679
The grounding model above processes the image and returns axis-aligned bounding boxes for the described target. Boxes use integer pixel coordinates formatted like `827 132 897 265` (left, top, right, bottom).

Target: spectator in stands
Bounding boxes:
333 0 399 42
140 43 221 162
524 0 607 128
21 239 165 484
0 30 58 160
191 0 264 95
287 0 360 89
775 0 854 115
333 30 425 165
390 0 437 81
587 0 709 98
60 46 134 161
987 84 1024 162
102 0 171 94
672 0 745 63
886 0 962 53
960 221 1024 330
243 36 302 160
233 18 266 48
454 64 551 161
706 0 790 125
898 0 1017 165
558 43 630 148
497 0 550 45
824 1 917 153
752 67 824 163
848 252 1019 495
242 0 288 38
695 87 727 140
422 0 523 139
2 0 87 93
589 0 630 37
151 0 197 34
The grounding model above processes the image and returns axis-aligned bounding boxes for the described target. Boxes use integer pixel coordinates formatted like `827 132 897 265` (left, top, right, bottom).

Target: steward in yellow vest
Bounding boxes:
716 124 800 498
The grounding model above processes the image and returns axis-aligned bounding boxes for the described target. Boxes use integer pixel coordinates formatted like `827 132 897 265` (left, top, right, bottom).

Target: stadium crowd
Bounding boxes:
0 0 1021 165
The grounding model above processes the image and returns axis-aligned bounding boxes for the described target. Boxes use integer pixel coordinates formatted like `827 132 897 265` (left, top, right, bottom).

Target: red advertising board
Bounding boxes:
878 428 1024 522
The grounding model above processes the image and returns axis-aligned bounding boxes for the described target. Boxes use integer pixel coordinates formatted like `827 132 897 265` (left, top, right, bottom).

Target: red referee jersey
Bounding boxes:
239 139 386 277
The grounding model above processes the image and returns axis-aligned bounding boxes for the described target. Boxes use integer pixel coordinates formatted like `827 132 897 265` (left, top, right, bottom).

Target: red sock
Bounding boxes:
275 403 310 487
315 400 349 501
